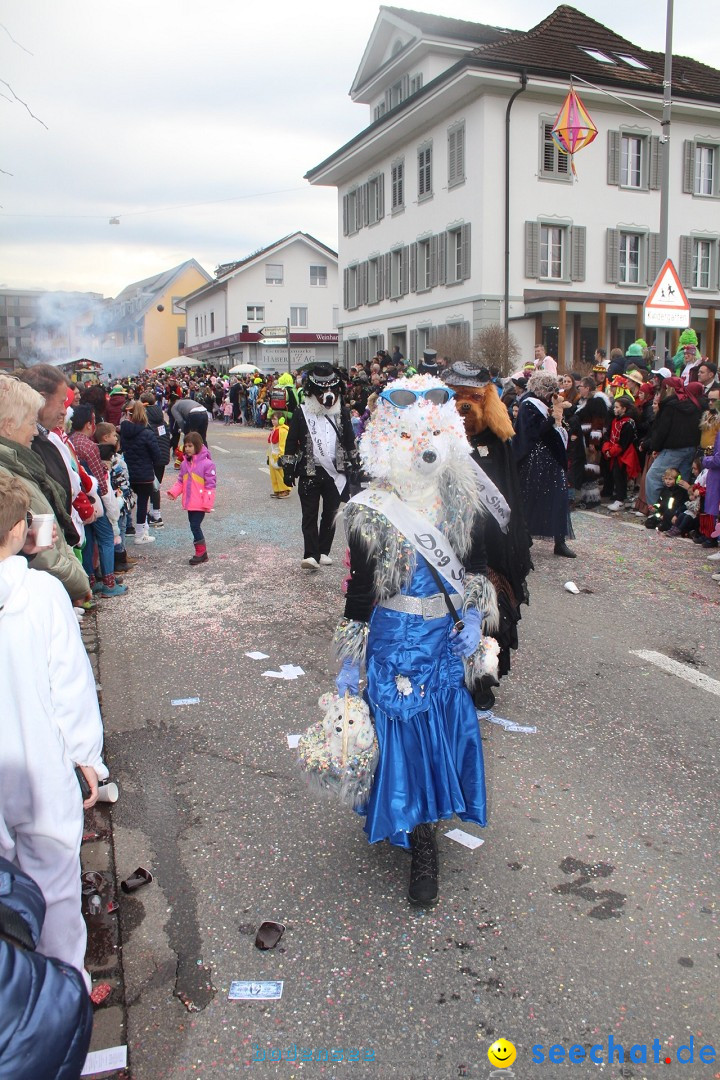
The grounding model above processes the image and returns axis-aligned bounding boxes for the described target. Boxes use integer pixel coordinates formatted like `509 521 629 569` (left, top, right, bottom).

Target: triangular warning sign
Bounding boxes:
645 259 690 311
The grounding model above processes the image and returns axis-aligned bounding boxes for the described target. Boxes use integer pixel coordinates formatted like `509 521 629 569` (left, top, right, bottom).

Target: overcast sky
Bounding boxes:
1 0 716 298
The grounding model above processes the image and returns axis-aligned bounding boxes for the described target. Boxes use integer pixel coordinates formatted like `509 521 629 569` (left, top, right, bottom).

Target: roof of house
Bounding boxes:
470 5 720 103
213 232 337 281
111 259 211 314
380 5 514 46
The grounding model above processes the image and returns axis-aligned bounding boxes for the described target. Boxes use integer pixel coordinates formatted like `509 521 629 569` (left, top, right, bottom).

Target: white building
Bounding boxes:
306 5 720 369
181 232 339 373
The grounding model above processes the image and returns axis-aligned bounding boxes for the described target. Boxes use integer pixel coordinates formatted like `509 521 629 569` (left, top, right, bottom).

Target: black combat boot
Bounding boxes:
553 538 576 558
408 822 439 906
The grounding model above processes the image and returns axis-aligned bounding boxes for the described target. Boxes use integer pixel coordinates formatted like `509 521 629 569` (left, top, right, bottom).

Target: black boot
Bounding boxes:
553 539 576 558
408 823 439 906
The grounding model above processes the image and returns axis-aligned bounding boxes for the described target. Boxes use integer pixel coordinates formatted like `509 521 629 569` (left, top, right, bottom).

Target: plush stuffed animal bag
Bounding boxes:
297 692 378 810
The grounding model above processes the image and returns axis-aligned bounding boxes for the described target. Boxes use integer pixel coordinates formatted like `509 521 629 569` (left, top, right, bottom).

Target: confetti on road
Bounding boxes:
261 664 305 680
245 650 270 660
171 697 200 706
445 828 485 850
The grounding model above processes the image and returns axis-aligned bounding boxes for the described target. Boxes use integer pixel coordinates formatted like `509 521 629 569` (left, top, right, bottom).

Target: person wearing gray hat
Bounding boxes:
417 349 440 377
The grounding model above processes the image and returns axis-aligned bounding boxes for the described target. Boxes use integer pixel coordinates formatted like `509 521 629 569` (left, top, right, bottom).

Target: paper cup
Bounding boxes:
564 581 580 594
96 781 119 803
32 513 54 548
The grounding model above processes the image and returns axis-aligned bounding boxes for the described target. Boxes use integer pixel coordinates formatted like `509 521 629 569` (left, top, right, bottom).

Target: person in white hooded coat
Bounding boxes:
0 474 108 986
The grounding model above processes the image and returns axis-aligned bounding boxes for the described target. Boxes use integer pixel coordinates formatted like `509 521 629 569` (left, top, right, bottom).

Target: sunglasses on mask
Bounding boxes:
379 386 455 409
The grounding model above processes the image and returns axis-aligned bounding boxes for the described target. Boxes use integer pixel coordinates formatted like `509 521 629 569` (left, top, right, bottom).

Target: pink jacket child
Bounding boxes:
167 439 217 565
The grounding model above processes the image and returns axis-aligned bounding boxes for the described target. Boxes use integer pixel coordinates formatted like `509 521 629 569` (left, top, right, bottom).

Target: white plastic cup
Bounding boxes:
96 781 119 803
32 513 54 548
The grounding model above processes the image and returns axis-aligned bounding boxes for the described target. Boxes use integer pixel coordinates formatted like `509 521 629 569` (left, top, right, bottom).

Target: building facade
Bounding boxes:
0 289 102 372
307 5 720 369
181 233 339 373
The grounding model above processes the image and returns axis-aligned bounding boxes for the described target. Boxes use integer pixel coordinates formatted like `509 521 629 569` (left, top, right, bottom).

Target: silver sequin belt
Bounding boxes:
377 591 462 620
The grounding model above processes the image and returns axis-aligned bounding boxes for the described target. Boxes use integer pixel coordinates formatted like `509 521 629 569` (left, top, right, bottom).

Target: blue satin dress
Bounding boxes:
362 560 487 848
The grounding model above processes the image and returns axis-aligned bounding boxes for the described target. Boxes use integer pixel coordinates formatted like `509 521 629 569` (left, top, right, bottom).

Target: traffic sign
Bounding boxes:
260 338 287 346
643 259 690 328
260 325 287 338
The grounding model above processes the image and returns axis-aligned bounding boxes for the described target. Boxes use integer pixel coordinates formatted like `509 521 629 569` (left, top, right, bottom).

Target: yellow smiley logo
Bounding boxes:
487 1039 517 1069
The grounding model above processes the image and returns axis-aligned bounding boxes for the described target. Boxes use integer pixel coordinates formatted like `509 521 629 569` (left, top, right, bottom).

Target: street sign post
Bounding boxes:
643 258 690 328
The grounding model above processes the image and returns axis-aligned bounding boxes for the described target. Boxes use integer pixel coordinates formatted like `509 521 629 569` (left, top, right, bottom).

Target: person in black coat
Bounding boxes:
281 364 360 570
0 856 93 1080
512 372 575 558
120 401 163 544
141 392 171 528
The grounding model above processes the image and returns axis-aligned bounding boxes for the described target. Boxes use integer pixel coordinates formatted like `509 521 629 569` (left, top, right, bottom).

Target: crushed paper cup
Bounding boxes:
564 581 580 594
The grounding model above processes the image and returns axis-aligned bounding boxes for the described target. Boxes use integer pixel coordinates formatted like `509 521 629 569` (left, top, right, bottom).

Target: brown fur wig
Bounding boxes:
453 384 515 441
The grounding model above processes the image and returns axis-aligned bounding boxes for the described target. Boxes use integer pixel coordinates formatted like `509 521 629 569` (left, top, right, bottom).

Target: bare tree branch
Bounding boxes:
0 22 33 54
0 79 47 129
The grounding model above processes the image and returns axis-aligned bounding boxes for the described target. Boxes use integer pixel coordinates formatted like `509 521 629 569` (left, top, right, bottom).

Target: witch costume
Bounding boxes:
512 373 575 557
334 376 498 906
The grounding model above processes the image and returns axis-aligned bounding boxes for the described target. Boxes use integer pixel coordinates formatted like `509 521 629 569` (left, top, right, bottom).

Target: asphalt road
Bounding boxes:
97 421 719 1080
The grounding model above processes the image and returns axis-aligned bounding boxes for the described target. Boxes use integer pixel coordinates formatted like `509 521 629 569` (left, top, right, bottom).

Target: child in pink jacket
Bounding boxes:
166 432 217 565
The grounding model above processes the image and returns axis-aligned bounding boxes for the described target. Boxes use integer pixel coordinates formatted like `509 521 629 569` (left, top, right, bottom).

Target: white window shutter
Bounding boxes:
607 130 621 186
648 233 662 282
606 228 620 283
461 223 471 280
437 232 447 285
570 225 586 282
682 141 695 193
525 221 540 278
678 235 693 287
410 242 417 292
649 137 662 190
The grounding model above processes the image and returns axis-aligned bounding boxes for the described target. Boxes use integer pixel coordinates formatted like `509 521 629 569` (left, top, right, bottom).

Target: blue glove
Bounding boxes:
449 607 484 658
336 657 361 697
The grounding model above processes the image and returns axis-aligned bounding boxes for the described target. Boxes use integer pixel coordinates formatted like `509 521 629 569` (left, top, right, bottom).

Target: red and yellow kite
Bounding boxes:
551 86 598 176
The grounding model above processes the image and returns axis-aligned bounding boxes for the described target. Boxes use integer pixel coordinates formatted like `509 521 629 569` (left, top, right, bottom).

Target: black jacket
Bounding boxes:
649 397 701 452
282 402 359 480
119 420 163 484
30 431 80 546
144 404 171 466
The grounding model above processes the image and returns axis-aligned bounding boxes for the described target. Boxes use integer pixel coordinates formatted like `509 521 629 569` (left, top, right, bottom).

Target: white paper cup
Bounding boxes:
31 513 54 548
96 781 119 803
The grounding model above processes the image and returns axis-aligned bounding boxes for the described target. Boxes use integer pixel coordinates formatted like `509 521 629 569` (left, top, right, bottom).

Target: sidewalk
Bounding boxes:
80 607 128 1078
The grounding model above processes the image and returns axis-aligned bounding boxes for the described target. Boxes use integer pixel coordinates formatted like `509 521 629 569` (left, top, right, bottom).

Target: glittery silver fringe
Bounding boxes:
463 573 499 633
333 618 369 664
463 639 500 690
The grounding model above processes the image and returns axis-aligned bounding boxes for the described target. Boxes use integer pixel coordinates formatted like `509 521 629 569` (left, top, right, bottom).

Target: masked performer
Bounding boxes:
334 375 499 907
443 362 532 711
281 364 359 570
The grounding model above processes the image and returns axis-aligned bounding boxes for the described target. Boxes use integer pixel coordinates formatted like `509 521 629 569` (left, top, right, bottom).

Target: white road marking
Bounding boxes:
630 650 720 699
210 444 229 453
258 466 270 474
574 510 646 531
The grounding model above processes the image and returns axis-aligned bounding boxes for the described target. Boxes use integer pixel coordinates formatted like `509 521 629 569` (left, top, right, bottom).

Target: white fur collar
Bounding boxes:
303 396 341 418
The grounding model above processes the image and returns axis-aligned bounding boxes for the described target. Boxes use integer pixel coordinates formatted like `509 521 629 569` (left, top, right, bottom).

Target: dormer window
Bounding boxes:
617 54 650 70
581 47 615 64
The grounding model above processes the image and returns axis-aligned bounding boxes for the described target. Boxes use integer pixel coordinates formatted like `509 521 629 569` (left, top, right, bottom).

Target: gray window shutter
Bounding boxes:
400 246 409 295
360 183 369 228
342 196 349 237
606 228 620 283
384 88 391 113
437 231 447 285
409 242 417 292
361 261 369 306
429 234 438 287
384 253 391 299
525 221 540 278
570 225 586 282
401 74 410 100
427 325 437 347
678 235 693 287
649 137 662 190
377 256 384 301
409 329 418 361
378 174 385 220
343 268 349 309
607 130 620 186
682 140 695 193
461 222 471 280
648 233 662 282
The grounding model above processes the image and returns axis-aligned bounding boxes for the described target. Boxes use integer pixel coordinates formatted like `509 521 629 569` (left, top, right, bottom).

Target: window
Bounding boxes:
679 235 719 291
265 263 283 285
448 123 465 188
619 233 641 284
608 130 661 190
391 159 405 212
210 312 215 333
581 47 615 63
343 188 360 235
525 221 586 282
418 143 432 200
368 256 382 304
617 54 650 70
366 175 384 225
194 316 198 336
343 266 359 310
683 140 720 198
373 102 386 122
606 228 660 286
389 247 408 299
310 265 327 287
290 306 308 327
539 118 570 181
247 305 265 321
409 73 423 95
541 225 565 279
